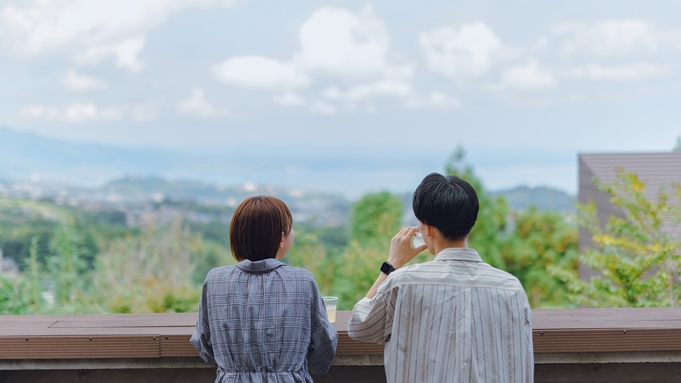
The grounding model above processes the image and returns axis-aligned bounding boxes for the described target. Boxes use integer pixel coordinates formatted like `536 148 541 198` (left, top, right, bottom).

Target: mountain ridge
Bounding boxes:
491 185 575 213
0 127 575 203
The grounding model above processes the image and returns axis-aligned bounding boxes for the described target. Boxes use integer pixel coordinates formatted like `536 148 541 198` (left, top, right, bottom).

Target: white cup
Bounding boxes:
412 232 425 248
322 296 338 323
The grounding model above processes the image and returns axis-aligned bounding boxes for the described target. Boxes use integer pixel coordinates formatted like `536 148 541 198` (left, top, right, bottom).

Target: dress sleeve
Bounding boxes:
523 296 535 383
190 280 217 365
307 284 338 375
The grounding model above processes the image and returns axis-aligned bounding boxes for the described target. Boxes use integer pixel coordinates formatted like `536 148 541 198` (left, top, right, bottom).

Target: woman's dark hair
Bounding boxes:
412 173 479 241
230 196 293 262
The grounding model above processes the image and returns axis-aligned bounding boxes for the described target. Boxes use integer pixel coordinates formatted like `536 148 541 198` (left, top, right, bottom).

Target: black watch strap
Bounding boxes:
380 261 396 275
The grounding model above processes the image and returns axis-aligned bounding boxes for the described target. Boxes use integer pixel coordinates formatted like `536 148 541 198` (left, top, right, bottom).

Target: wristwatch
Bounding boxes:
380 261 396 275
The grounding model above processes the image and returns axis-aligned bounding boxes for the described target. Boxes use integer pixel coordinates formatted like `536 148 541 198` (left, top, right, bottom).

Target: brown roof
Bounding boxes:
580 152 681 200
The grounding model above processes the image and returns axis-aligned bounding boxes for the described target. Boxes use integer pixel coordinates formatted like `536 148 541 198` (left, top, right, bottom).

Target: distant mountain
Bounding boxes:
491 186 575 213
0 127 448 196
0 127 578 203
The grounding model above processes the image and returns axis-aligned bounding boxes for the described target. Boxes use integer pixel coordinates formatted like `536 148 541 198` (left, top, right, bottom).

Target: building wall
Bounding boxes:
577 152 681 280
577 156 623 280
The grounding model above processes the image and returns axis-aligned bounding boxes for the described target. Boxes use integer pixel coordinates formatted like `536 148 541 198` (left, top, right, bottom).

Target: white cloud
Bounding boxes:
294 6 412 81
62 70 109 92
530 37 549 52
19 103 122 122
273 92 307 106
130 102 159 121
403 92 461 110
419 22 508 83
212 5 413 108
76 36 147 73
563 63 673 81
177 87 225 118
19 102 158 122
415 18 680 102
18 105 48 118
0 0 239 69
322 81 410 102
309 100 337 115
498 59 557 91
552 20 681 56
213 56 309 91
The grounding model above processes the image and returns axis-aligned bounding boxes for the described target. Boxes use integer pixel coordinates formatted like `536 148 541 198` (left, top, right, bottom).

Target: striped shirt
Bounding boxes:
191 258 338 383
348 248 533 383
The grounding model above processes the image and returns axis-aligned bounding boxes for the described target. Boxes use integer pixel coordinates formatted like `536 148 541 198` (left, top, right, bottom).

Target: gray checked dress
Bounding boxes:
191 258 338 383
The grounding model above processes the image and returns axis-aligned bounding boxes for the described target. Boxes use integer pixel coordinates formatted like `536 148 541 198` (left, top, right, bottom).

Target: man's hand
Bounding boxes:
364 227 428 299
387 227 428 269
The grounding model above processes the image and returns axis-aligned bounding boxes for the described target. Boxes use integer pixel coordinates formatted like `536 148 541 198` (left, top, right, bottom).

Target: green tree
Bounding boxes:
333 242 389 310
47 223 90 310
503 208 578 307
0 275 34 315
552 171 681 307
349 191 404 247
91 220 204 313
26 236 43 312
331 192 404 309
286 229 335 296
0 223 96 315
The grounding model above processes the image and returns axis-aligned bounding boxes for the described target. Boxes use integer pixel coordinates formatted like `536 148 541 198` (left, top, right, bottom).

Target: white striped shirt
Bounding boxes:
348 248 533 383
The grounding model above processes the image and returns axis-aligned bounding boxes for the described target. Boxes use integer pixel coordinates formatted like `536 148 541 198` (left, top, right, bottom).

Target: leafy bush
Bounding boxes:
92 220 206 313
552 171 681 307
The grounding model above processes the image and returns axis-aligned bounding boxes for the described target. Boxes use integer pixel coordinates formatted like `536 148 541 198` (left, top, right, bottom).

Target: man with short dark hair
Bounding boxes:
348 173 533 383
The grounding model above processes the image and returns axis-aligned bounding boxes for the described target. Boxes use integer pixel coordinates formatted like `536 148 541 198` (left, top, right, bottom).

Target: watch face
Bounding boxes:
380 261 394 275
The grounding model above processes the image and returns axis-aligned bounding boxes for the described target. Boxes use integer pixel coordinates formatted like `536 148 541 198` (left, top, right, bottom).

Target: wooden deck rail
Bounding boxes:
2 308 681 360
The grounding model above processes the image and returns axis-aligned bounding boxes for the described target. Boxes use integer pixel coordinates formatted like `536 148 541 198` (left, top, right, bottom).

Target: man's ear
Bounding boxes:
280 232 285 248
425 224 434 237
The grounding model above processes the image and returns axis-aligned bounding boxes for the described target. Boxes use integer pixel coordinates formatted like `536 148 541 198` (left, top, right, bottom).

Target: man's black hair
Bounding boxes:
412 173 479 241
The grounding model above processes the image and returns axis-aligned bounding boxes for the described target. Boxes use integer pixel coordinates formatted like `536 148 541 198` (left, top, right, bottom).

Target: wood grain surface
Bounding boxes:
1 308 681 359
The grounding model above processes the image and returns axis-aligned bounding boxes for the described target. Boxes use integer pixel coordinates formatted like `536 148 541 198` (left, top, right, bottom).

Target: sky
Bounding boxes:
1 0 680 195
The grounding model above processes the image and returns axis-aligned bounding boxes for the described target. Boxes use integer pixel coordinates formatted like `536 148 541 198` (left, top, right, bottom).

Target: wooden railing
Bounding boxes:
2 308 681 382
3 308 681 360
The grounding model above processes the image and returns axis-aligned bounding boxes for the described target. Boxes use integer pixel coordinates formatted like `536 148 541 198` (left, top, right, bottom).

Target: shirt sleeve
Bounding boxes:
347 283 393 345
307 284 338 375
190 280 217 365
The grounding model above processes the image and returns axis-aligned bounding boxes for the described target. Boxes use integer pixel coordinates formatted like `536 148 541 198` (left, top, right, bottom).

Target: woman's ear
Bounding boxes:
280 232 285 248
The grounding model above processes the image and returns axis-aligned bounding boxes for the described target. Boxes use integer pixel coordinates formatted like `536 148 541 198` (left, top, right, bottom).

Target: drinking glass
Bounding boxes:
412 231 425 248
322 296 338 323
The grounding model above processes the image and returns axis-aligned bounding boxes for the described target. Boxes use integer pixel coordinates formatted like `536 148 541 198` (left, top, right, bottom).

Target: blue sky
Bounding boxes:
1 0 680 195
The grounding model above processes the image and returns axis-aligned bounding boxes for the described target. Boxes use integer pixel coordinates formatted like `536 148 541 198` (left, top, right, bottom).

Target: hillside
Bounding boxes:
492 186 575 213
0 127 577 213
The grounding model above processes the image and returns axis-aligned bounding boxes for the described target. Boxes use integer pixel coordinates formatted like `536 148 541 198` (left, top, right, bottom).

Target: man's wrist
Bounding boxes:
386 259 406 270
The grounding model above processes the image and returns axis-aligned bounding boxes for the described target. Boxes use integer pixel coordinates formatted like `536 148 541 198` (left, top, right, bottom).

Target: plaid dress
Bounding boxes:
191 258 338 383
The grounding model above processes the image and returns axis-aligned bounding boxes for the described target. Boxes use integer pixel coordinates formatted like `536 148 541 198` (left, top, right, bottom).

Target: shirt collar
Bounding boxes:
235 258 286 274
433 247 483 263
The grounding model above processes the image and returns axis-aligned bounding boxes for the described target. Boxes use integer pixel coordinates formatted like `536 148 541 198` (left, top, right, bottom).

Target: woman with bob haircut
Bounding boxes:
191 196 338 383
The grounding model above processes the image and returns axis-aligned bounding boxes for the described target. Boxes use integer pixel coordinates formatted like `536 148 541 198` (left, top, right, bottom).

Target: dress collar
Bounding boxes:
433 247 483 263
235 258 286 274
